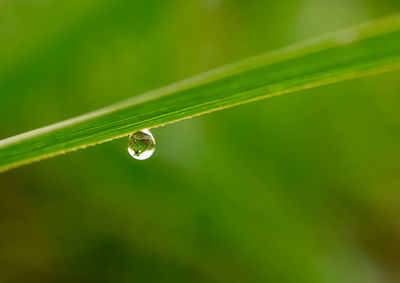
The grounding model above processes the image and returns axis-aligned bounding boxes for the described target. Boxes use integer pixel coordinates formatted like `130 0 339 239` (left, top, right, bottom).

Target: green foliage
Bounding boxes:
3 1 400 282
1 15 400 172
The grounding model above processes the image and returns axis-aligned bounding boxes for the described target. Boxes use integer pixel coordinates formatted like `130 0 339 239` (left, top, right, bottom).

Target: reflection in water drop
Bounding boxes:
127 129 155 160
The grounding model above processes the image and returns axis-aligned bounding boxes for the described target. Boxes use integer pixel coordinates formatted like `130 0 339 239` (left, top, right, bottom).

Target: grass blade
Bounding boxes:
1 15 400 172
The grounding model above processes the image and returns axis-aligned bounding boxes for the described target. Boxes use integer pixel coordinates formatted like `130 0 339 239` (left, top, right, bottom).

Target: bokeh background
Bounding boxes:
1 0 400 282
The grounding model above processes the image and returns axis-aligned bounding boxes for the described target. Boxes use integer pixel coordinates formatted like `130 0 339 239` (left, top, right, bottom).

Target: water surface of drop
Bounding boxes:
127 129 155 160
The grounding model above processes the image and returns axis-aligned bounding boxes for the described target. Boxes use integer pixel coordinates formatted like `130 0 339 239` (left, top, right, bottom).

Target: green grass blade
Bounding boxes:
2 15 400 172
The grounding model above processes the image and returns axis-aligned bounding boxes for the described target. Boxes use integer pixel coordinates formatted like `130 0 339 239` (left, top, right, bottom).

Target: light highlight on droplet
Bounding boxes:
127 129 155 160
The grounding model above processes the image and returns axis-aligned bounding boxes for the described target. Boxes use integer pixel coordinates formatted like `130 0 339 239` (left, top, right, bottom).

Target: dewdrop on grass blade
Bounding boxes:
127 129 155 160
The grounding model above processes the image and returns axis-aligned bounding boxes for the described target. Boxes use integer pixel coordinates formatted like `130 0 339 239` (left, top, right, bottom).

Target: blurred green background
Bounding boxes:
1 0 400 282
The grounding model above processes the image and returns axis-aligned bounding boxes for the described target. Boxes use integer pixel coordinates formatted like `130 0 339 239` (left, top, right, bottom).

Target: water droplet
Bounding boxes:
127 129 155 160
